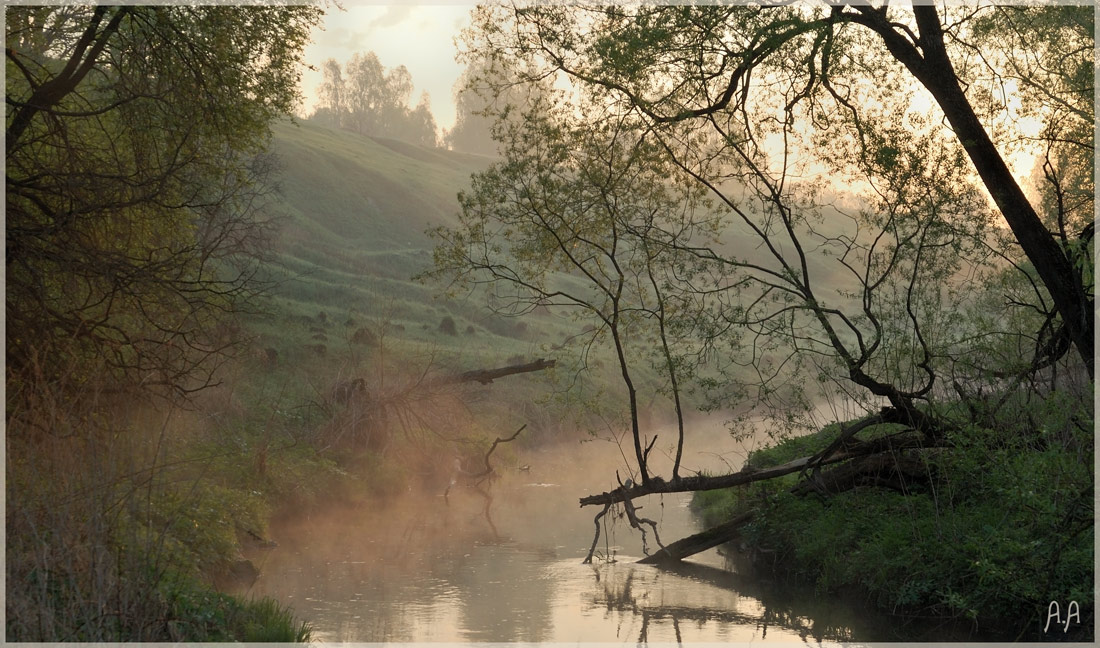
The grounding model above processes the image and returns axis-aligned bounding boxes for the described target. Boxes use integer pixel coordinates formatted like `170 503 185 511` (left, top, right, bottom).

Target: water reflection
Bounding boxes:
241 421 903 643
578 557 860 644
246 488 884 643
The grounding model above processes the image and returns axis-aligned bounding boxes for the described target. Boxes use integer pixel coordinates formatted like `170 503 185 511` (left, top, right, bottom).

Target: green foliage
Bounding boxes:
744 425 837 469
698 396 1093 637
691 486 751 528
6 5 323 398
161 574 312 642
115 479 268 574
312 50 439 146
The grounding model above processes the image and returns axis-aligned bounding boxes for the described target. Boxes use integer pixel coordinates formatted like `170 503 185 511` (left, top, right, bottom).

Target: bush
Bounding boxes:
352 326 377 345
162 575 312 642
439 315 457 335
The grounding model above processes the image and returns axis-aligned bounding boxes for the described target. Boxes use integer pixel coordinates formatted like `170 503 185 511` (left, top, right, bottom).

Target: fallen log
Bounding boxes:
792 447 934 496
580 451 850 507
635 442 940 564
638 510 755 565
330 358 554 410
445 358 555 385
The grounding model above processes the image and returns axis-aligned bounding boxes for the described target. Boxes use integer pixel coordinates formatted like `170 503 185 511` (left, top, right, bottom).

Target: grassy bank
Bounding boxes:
692 393 1094 641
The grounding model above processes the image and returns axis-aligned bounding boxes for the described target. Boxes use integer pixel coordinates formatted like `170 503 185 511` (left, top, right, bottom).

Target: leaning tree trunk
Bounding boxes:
857 4 1094 378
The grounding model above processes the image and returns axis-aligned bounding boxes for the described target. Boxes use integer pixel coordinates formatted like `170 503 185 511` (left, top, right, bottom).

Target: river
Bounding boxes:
239 415 942 643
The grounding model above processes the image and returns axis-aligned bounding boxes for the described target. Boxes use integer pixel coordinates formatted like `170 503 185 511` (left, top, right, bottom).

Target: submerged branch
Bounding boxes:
582 503 612 564
470 424 527 482
618 475 666 557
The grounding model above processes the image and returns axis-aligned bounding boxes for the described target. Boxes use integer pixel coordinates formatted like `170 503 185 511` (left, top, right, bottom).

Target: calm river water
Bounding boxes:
241 416 954 643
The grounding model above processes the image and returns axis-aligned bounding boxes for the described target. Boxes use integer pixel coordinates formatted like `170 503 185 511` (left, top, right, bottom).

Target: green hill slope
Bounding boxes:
249 120 582 378
263 120 473 324
268 119 485 288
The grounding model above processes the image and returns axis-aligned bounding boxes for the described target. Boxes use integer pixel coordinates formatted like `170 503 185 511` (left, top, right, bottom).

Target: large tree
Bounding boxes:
6 5 323 403
432 3 1095 567
431 91 716 484
459 3 1094 380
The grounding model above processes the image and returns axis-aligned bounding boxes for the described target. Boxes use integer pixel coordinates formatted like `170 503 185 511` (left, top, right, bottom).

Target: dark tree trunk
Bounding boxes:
856 5 1094 378
638 511 755 565
6 7 132 151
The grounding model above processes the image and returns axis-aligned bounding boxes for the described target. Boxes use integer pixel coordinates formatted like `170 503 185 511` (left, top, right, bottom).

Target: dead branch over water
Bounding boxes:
580 408 948 564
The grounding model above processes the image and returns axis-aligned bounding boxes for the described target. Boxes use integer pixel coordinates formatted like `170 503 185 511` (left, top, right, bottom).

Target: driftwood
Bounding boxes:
638 511 755 565
444 358 555 385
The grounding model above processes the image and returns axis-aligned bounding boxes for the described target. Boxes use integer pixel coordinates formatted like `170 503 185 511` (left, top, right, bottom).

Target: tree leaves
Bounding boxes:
446 3 1094 439
6 6 323 401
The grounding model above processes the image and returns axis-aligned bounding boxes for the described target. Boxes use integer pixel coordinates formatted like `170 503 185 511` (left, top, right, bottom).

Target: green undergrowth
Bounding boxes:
161 573 312 642
693 394 1094 641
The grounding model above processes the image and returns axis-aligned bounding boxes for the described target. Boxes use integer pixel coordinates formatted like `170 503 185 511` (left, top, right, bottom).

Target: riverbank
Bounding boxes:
691 402 1094 642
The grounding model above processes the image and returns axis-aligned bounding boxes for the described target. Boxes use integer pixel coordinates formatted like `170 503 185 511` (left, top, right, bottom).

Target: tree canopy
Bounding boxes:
6 5 323 403
312 50 439 147
432 3 1094 482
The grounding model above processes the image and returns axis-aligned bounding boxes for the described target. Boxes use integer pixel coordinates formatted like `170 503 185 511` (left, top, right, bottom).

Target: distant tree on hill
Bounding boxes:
313 58 347 129
443 60 497 156
444 55 553 157
312 51 439 147
393 93 440 148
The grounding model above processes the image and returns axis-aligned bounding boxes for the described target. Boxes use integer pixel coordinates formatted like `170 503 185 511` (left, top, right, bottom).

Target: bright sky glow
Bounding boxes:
299 3 474 131
297 2 1048 191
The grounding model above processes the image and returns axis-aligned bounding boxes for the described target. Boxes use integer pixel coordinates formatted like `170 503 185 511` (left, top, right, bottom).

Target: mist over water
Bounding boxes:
239 413 909 643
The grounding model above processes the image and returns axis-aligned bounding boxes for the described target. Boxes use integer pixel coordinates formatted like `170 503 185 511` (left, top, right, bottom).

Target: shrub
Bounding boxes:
351 327 377 345
162 575 312 642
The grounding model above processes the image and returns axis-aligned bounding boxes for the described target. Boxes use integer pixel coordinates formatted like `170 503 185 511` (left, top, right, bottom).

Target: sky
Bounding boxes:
298 4 475 131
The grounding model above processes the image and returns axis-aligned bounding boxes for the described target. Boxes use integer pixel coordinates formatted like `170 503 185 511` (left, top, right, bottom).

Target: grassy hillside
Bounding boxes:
236 120 631 455
255 121 549 366
265 119 481 315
